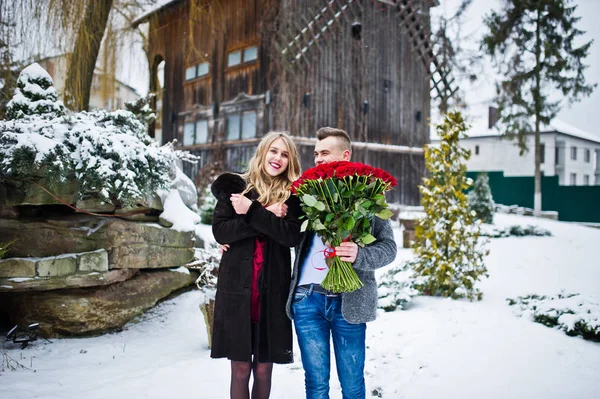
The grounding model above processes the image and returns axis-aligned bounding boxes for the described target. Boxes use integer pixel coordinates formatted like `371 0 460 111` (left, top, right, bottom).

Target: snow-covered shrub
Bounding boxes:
508 292 600 342
0 64 197 207
378 263 419 311
410 111 489 301
480 224 552 238
199 186 216 225
187 244 221 291
468 173 494 224
6 63 65 120
124 93 156 129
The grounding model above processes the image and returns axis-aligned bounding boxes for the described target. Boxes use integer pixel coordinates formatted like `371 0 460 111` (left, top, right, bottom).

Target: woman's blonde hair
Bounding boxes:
242 131 301 205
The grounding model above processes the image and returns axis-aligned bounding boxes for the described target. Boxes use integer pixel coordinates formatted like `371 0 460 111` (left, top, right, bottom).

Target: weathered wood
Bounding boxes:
144 0 435 205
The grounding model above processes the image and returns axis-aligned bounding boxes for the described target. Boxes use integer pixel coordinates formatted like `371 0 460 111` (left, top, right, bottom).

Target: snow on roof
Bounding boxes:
430 109 600 145
542 119 600 144
132 0 182 27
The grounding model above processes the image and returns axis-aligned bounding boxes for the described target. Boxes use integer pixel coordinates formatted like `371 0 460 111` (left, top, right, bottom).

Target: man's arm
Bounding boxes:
352 217 397 271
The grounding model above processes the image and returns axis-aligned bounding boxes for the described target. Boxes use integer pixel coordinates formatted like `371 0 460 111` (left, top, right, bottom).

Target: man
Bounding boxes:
286 127 397 399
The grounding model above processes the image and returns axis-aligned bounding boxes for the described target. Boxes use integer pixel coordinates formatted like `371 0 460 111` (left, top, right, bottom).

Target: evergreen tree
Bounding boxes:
468 173 495 224
482 0 596 216
411 111 489 301
125 93 157 130
6 63 66 120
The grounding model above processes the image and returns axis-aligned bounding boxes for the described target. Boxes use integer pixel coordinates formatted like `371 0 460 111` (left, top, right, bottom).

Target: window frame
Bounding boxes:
185 60 211 82
474 145 480 156
225 110 257 141
182 118 210 146
571 146 577 161
584 148 591 163
226 45 259 69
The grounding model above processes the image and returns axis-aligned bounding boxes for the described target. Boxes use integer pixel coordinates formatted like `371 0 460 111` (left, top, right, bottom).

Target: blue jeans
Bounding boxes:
292 285 366 399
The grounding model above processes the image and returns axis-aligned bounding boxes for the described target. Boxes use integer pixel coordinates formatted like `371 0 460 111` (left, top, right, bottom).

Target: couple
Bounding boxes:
210 128 397 399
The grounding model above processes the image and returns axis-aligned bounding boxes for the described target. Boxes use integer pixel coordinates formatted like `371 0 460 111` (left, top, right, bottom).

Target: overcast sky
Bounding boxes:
122 0 599 137
430 0 600 136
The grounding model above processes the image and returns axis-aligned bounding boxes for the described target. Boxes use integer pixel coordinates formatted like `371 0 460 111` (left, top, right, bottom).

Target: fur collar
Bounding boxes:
211 173 247 201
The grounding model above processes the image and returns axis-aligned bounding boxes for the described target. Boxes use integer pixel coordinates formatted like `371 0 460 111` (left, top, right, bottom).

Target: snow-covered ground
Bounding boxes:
2 213 599 398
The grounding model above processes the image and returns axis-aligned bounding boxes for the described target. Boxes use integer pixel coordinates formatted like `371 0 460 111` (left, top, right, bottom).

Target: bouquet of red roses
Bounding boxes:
291 161 397 293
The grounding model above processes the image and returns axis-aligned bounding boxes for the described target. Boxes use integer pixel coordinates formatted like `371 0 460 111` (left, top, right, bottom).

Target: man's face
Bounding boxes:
314 136 351 165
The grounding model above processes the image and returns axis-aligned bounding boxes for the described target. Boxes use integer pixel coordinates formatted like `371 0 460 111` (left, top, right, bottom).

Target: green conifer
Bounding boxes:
468 173 495 224
411 111 489 301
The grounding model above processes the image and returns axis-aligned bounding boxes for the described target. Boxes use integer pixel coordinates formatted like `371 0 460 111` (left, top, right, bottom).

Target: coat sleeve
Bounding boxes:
352 217 397 271
243 196 303 248
212 198 258 244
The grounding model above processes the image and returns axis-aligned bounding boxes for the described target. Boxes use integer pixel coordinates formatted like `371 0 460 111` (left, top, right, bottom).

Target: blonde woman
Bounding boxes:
210 131 302 399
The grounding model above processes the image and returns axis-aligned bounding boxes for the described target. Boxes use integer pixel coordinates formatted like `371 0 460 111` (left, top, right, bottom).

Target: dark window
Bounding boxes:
540 143 545 164
571 146 577 160
475 145 480 155
584 148 591 163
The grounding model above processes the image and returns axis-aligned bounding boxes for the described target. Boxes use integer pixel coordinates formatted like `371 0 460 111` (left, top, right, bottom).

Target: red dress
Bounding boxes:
251 237 265 322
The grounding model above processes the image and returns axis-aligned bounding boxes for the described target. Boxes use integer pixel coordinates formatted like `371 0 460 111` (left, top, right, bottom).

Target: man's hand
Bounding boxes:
220 244 230 254
230 193 252 214
265 203 288 218
335 241 358 263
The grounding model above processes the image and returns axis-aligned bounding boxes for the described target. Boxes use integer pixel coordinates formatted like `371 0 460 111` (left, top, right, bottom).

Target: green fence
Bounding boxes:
467 171 600 223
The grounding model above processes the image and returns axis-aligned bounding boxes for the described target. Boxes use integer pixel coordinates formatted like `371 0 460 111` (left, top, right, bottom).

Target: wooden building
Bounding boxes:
135 0 446 204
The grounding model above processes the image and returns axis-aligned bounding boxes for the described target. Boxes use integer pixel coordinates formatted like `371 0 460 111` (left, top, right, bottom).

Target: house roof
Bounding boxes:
132 0 182 28
431 111 600 145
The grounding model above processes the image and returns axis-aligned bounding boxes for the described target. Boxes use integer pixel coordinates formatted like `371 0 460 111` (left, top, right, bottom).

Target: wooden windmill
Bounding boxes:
275 0 458 108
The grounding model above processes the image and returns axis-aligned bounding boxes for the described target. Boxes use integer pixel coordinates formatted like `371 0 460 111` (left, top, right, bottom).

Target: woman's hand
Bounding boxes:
265 203 288 218
230 194 252 214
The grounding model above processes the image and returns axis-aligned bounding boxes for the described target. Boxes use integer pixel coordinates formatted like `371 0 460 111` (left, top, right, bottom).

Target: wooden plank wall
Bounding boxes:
148 0 432 205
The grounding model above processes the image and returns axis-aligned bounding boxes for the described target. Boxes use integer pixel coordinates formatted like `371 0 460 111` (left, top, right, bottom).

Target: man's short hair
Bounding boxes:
316 127 352 152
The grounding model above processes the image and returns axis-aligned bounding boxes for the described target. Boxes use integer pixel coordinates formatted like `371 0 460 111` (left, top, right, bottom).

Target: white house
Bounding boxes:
433 109 600 186
36 54 139 111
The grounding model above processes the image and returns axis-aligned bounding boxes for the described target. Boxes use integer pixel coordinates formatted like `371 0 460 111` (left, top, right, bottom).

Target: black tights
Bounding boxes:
230 359 273 399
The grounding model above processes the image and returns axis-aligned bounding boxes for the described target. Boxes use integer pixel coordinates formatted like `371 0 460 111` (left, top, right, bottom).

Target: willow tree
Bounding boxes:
482 0 596 216
63 0 114 111
0 0 153 112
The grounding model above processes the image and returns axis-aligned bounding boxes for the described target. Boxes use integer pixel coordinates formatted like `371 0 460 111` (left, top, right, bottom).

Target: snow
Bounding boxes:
158 189 201 232
431 111 600 144
2 214 600 398
18 63 53 83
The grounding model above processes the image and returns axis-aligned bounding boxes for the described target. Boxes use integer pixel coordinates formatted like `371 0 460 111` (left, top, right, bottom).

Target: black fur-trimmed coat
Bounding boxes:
210 173 302 364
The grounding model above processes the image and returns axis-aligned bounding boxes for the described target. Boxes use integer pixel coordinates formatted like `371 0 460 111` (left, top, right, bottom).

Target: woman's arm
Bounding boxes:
243 196 303 247
212 199 258 244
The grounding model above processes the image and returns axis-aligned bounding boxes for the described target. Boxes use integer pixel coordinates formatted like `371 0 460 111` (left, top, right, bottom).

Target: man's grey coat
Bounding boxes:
286 217 397 324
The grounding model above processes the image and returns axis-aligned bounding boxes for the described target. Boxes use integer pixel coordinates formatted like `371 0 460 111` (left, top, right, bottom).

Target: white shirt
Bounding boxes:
297 234 331 286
